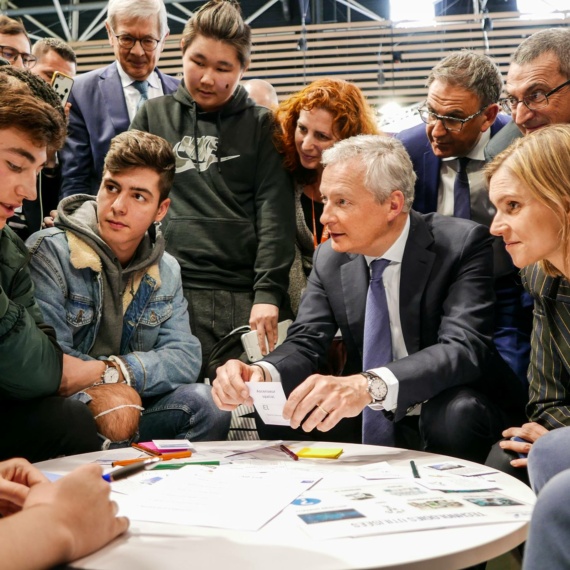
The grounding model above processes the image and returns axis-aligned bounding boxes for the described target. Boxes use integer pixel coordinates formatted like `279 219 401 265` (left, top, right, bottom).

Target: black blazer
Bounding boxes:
264 211 525 425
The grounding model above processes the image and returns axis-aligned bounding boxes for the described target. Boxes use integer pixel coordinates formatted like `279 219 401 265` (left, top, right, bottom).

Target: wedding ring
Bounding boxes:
317 404 330 416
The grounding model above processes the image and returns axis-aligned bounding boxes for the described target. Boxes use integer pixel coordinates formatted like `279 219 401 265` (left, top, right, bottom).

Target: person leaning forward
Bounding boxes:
212 135 526 462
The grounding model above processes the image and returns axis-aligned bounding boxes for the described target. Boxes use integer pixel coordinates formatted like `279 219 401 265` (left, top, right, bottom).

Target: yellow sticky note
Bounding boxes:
296 447 343 459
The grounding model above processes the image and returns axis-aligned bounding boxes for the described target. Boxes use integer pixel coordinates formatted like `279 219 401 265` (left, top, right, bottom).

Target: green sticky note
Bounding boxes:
296 447 343 459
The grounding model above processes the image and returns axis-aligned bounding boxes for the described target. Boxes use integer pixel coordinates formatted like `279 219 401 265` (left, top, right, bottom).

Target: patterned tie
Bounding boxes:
362 258 396 446
132 80 149 110
453 157 471 219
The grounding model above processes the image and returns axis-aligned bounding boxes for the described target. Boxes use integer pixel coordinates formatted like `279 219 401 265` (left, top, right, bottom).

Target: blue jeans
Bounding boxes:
140 383 230 441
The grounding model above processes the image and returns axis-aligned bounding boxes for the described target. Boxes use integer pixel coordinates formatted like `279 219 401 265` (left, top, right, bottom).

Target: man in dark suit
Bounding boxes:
396 51 531 386
60 0 179 197
212 135 524 463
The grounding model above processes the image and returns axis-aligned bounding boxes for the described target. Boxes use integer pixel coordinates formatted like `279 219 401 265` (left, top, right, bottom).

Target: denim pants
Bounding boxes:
139 383 230 442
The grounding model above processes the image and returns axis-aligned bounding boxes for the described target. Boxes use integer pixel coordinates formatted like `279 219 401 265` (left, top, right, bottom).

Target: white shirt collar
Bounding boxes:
442 128 491 163
116 61 159 89
365 214 410 266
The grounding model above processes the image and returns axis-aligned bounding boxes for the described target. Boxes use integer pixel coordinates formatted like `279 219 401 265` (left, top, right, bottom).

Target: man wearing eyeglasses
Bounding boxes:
396 51 531 391
485 28 570 161
485 28 570 484
0 15 36 70
59 0 179 198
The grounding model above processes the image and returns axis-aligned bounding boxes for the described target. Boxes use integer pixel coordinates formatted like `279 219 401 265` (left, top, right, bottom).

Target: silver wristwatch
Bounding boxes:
101 362 121 384
361 371 388 410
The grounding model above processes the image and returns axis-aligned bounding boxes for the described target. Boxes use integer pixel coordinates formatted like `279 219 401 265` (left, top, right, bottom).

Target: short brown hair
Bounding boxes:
274 78 380 184
0 15 30 48
0 79 66 150
181 0 251 68
0 66 65 123
105 131 175 201
32 38 76 65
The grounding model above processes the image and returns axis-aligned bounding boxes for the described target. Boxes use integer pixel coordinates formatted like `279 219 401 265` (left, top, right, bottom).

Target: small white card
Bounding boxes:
152 439 193 450
249 382 291 426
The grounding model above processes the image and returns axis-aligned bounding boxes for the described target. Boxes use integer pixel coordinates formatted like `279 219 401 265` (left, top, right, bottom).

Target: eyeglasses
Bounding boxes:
0 45 37 69
110 28 162 52
417 104 486 132
499 78 570 115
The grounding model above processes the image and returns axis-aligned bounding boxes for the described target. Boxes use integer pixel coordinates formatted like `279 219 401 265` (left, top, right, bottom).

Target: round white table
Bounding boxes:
36 441 534 570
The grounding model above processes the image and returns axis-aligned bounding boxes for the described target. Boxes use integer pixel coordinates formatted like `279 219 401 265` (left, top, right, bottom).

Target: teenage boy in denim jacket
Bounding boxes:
27 130 230 445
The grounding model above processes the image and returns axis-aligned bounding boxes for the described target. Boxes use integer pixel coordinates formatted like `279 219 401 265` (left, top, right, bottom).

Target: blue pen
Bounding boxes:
102 457 161 482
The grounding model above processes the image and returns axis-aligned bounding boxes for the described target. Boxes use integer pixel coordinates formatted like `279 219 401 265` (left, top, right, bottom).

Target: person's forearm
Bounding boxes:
1 505 74 570
60 354 106 396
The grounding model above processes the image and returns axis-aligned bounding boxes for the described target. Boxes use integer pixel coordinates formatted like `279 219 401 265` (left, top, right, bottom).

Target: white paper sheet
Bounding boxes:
118 464 320 530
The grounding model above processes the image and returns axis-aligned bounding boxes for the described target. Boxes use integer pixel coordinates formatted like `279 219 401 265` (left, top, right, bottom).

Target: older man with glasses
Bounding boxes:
59 0 179 198
396 51 530 392
485 28 570 160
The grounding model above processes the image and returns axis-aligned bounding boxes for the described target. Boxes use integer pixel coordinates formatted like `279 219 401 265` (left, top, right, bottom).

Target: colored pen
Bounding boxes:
153 461 221 469
103 457 161 482
279 444 299 461
410 460 420 478
112 450 192 467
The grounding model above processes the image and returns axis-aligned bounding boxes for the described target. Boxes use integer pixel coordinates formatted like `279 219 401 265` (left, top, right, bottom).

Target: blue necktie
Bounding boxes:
453 157 471 219
362 258 396 446
132 80 149 110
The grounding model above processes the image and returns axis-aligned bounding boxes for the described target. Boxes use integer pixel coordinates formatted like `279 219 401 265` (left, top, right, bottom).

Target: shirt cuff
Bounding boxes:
368 366 399 412
257 362 279 383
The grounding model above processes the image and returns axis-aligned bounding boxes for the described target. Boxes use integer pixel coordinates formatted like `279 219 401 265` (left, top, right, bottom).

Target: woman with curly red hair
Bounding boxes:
274 78 380 312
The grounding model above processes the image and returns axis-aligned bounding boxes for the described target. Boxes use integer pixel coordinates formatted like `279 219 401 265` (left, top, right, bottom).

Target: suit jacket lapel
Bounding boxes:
422 151 441 213
341 254 368 361
99 63 130 133
399 212 436 354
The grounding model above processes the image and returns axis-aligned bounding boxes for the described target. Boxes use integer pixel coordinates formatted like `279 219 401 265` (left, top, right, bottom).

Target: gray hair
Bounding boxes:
512 28 570 79
107 0 168 38
427 50 503 107
321 135 416 211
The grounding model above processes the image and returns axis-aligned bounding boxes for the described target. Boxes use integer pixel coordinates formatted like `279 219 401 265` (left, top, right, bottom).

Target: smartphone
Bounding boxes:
241 319 292 362
510 436 529 459
51 71 74 106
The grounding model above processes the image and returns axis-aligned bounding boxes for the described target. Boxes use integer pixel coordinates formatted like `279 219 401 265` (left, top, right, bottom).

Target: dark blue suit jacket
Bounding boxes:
263 211 525 429
396 115 513 278
60 62 179 197
396 115 510 214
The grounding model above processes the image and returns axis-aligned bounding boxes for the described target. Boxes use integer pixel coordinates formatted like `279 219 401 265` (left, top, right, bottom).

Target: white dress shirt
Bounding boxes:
437 129 495 227
116 62 164 122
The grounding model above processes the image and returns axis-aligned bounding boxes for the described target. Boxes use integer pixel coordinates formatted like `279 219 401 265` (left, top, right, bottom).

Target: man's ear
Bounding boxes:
386 190 406 222
159 31 170 53
481 103 500 132
105 22 113 46
155 198 170 222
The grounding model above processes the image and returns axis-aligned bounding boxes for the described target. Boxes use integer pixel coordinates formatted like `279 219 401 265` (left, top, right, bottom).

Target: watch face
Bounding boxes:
104 366 121 384
369 377 388 401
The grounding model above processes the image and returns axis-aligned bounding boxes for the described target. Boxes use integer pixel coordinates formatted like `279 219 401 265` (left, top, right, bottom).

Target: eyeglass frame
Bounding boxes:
499 78 570 115
417 103 488 133
109 27 163 52
0 45 37 69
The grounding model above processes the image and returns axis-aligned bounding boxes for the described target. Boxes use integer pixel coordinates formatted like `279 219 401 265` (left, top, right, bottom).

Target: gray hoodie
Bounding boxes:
54 195 164 357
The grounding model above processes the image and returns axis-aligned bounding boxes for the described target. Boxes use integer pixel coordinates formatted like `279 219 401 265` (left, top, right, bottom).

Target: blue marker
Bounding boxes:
102 457 161 482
